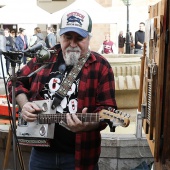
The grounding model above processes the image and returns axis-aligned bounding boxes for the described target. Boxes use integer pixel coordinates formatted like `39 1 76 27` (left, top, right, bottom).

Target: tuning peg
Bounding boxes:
119 111 123 115
108 107 113 112
123 113 127 117
115 110 120 114
126 113 130 118
106 112 110 116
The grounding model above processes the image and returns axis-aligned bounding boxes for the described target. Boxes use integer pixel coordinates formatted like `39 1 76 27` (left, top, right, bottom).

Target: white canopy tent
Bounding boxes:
0 0 51 24
50 0 116 24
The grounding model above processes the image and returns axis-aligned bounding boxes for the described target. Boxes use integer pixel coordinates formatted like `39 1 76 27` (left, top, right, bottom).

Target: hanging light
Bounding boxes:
122 0 132 5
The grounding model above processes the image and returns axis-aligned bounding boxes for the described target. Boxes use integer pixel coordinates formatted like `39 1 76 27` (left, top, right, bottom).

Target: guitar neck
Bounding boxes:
38 113 99 124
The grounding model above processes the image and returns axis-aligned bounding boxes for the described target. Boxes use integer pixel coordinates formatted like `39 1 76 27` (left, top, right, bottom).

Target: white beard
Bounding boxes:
64 47 81 66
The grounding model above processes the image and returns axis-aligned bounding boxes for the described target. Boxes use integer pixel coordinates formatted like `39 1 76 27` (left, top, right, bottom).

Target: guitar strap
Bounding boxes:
51 50 91 109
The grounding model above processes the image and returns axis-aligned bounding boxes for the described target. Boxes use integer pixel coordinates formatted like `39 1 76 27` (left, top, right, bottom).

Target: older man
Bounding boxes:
8 9 117 170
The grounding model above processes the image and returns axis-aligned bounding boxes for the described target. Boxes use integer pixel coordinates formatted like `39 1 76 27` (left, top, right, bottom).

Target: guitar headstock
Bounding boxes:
99 109 130 127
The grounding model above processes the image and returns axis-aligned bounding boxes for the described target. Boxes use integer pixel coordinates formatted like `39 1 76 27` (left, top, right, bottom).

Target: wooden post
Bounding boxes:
138 42 146 112
2 126 12 170
2 126 26 170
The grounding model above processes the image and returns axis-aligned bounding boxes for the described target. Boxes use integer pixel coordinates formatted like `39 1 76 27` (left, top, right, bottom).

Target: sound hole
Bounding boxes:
39 125 46 136
42 102 48 112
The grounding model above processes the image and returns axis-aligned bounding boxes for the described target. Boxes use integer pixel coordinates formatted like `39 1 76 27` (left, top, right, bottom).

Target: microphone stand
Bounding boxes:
11 60 17 170
4 48 52 169
4 52 22 170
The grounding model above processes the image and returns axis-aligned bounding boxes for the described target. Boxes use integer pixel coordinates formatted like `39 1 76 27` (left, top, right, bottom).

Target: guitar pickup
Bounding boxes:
18 117 28 126
20 133 30 136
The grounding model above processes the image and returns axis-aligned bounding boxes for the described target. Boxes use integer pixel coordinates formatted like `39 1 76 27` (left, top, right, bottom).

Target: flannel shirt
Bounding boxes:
8 44 117 170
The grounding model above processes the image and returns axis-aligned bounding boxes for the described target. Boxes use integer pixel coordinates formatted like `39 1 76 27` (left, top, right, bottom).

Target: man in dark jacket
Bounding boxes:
134 22 145 54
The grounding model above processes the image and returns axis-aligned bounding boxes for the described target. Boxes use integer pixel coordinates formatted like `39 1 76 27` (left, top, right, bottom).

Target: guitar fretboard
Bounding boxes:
38 113 99 124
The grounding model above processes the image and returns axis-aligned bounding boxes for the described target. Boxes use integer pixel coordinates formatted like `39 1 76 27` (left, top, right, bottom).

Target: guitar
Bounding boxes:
17 100 130 139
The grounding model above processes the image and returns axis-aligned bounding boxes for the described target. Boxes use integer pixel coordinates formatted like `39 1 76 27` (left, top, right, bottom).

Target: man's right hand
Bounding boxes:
21 102 41 122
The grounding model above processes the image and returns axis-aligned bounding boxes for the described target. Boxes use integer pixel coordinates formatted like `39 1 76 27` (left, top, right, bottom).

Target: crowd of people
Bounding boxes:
117 23 145 55
0 26 57 78
0 21 146 79
97 21 145 55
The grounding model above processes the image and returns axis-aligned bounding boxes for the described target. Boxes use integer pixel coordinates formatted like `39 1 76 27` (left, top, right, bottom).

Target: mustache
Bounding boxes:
64 47 81 66
66 47 81 53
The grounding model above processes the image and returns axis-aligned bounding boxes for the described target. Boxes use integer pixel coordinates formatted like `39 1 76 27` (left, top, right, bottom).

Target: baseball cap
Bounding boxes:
59 9 92 38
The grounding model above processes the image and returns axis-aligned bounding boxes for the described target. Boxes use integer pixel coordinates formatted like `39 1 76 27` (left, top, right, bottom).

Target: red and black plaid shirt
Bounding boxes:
8 45 117 170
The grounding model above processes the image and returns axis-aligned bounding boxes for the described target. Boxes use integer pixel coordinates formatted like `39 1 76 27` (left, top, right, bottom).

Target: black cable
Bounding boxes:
2 65 26 170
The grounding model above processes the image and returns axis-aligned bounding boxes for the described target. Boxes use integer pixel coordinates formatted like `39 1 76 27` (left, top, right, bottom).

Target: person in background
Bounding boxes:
118 31 125 54
102 33 114 54
29 27 45 47
129 32 134 54
0 28 7 78
15 28 28 65
56 29 61 44
98 33 115 54
4 28 15 74
8 9 117 170
45 27 57 48
134 22 145 54
10 30 17 51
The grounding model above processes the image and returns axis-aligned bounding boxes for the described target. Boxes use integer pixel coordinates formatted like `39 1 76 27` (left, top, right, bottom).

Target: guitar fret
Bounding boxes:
17 107 130 141
38 113 99 124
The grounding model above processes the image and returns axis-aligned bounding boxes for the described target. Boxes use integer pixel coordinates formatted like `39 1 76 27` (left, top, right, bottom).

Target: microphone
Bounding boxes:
24 41 46 53
36 46 51 62
1 50 23 56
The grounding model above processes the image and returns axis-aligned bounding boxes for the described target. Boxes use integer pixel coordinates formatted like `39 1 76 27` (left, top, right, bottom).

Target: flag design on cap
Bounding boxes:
60 9 92 38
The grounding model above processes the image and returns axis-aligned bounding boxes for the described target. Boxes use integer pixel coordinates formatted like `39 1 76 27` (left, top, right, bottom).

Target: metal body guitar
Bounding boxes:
17 100 130 139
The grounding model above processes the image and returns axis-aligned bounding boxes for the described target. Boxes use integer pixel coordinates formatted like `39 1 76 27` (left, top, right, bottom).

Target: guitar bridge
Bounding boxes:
17 100 55 139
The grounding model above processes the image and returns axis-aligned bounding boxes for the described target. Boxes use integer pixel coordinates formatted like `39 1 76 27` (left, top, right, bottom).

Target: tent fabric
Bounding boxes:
0 0 160 25
0 1 51 24
0 0 116 24
50 0 116 24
